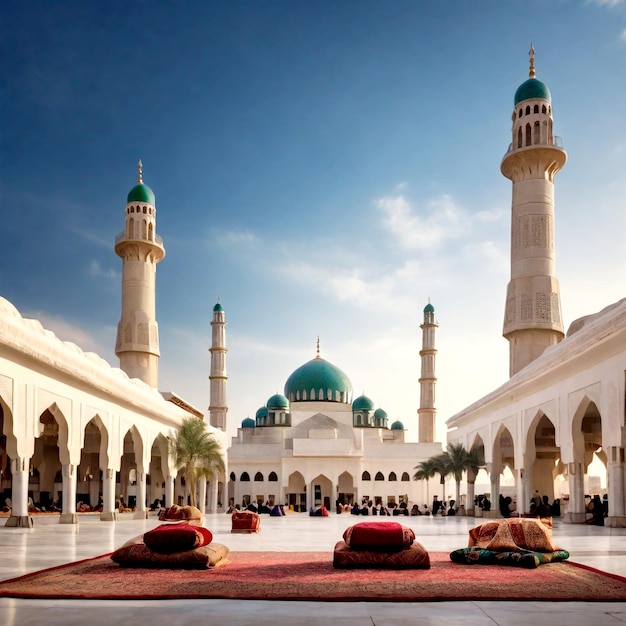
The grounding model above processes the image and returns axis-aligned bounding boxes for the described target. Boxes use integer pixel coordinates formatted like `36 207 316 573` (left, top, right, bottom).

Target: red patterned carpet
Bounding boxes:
1 551 626 601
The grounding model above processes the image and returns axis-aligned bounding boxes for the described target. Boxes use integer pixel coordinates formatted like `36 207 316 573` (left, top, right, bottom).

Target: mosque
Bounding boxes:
445 48 626 526
217 306 444 513
1 47 624 530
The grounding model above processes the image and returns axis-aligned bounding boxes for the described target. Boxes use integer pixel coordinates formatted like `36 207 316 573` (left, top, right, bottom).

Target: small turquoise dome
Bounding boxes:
285 357 353 403
127 183 155 206
267 394 289 409
241 417 255 429
353 395 375 411
424 302 435 314
514 78 551 106
374 408 388 419
391 420 405 430
213 302 224 312
255 406 268 419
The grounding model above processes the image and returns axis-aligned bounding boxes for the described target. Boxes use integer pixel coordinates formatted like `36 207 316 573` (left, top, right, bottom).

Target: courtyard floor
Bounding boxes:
0 511 625 625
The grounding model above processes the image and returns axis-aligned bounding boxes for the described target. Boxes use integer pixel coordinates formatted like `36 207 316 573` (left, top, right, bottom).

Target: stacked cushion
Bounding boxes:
111 522 228 569
449 518 569 568
333 521 430 569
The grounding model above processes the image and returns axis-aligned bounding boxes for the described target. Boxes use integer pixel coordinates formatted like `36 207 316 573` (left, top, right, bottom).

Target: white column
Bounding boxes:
198 478 207 513
515 468 525 516
466 481 475 515
567 462 586 523
6 457 32 528
210 479 220 512
165 474 175 507
60 463 78 524
134 471 147 519
608 447 625 522
101 469 118 521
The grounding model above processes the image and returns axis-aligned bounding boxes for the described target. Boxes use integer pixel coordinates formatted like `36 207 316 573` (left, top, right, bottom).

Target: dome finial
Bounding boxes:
528 43 536 78
316 336 321 359
137 159 143 184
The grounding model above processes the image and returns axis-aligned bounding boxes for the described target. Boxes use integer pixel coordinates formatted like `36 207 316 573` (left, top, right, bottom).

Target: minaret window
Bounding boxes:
542 105 547 114
517 127 523 148
534 121 540 144
525 123 531 146
148 222 154 241
518 108 522 118
525 105 531 115
127 218 134 238
142 219 148 239
143 206 147 214
534 104 539 114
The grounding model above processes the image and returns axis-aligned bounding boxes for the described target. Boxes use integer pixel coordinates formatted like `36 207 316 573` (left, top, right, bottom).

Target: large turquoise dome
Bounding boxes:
127 183 156 206
284 357 353 403
514 78 551 106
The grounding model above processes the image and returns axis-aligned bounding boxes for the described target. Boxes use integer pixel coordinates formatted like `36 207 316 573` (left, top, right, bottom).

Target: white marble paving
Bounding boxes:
0 512 625 625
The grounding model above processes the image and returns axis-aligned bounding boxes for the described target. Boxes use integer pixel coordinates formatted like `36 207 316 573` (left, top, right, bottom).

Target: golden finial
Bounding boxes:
137 159 143 184
528 43 536 78
316 336 321 359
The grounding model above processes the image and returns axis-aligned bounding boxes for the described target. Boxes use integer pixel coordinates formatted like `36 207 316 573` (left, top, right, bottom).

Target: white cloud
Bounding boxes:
211 229 260 248
587 0 626 7
23 311 106 354
89 260 118 279
376 194 470 250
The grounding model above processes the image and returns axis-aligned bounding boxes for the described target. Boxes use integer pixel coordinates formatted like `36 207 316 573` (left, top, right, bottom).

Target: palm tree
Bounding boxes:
413 455 449 506
441 442 479 506
169 417 225 509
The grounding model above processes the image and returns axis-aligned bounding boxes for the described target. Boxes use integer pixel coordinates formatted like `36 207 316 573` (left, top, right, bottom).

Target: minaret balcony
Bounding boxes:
503 135 563 157
115 231 163 247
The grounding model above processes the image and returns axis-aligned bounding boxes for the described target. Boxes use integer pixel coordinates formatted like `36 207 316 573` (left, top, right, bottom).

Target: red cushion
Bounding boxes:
143 523 212 554
343 521 415 552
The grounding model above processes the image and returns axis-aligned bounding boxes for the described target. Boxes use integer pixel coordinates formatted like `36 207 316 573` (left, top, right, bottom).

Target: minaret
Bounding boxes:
418 301 437 443
501 46 566 377
209 300 228 430
114 160 165 387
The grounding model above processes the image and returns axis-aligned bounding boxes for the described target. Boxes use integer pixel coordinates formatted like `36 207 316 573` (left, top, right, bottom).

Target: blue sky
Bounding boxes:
1 1 625 444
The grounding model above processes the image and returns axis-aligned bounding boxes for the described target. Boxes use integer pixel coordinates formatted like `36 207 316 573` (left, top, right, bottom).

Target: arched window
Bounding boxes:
375 471 384 481
517 127 523 149
230 472 236 482
388 472 397 481
362 471 371 481
268 471 278 482
542 104 547 114
525 105 530 115
525 123 531 146
148 222 154 241
534 120 540 144
533 104 539 114
143 206 147 214
240 472 250 482
142 219 148 239
401 472 410 481
254 472 264 481
127 217 134 238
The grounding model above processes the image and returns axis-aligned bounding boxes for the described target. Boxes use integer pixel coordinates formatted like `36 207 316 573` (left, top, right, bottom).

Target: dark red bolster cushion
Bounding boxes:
343 521 415 552
143 523 212 554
